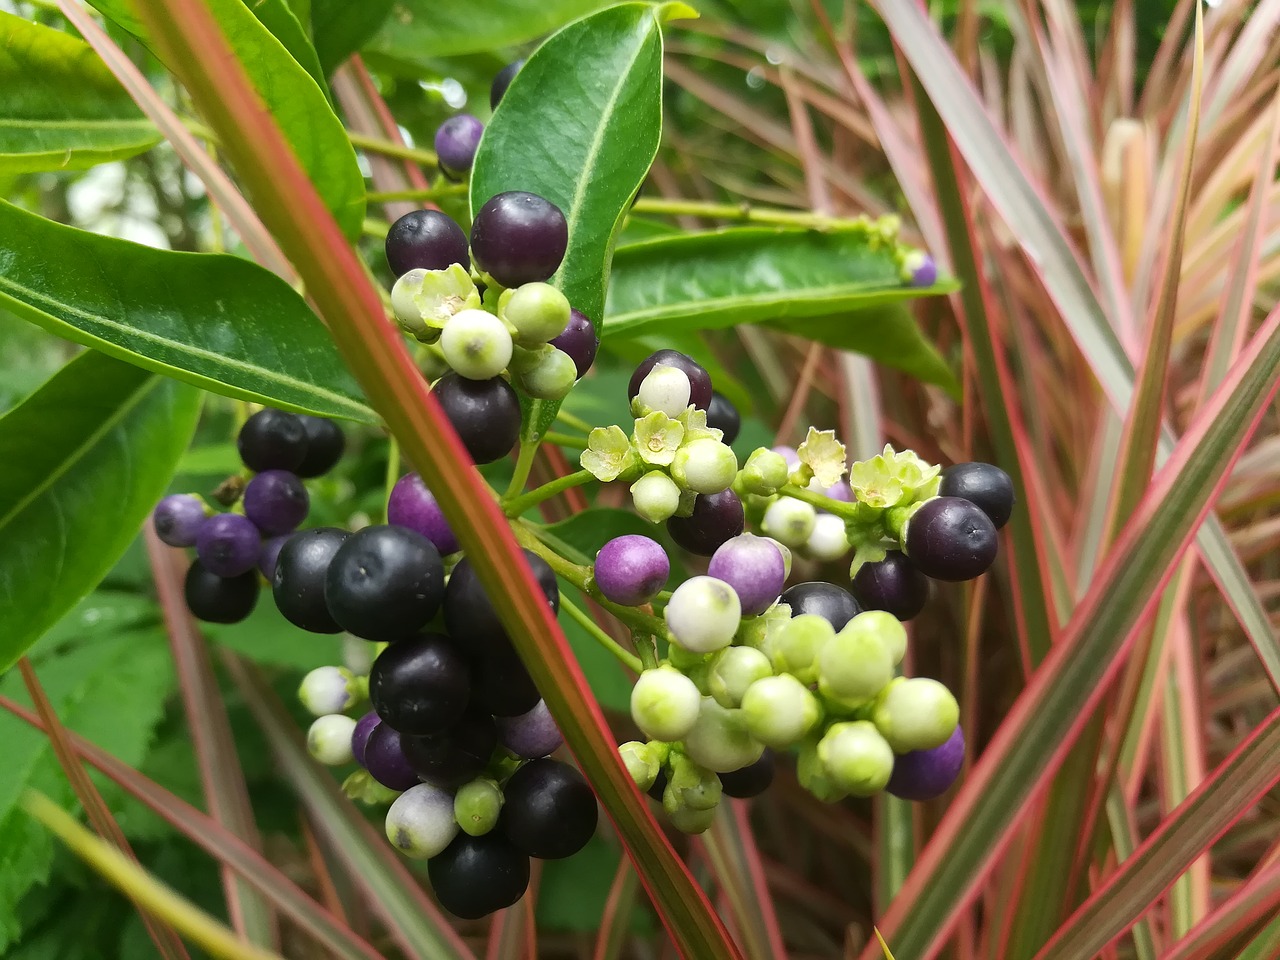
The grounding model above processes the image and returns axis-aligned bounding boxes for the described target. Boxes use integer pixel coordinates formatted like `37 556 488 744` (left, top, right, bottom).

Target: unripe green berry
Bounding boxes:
631 666 702 742
739 448 789 496
385 783 458 859
500 281 571 346
873 677 960 752
440 308 513 380
740 674 820 748
665 576 742 654
682 697 765 773
671 439 739 495
817 617 895 705
797 740 848 803
298 665 363 717
762 613 835 684
512 345 577 400
817 721 895 796
762 496 817 548
855 610 908 666
631 471 682 523
618 740 662 791
453 778 503 837
664 753 723 813
708 646 773 708
668 803 718 834
307 714 356 765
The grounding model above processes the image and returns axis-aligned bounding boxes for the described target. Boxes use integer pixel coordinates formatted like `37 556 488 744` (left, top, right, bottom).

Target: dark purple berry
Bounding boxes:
886 725 965 801
272 527 350 633
402 709 497 789
470 644 540 717
852 550 929 621
706 391 741 444
258 535 289 579
242 470 309 535
429 832 530 919
443 551 559 653
906 497 998 582
666 489 744 557
593 535 669 606
628 350 712 411
237 409 307 473
719 749 774 798
351 711 380 768
501 758 597 859
364 724 421 791
384 209 470 277
939 462 1015 530
434 114 483 175
153 494 207 547
324 525 444 641
490 59 523 110
779 582 861 631
183 561 258 624
295 416 345 478
195 513 262 577
433 373 520 465
369 633 470 735
387 472 458 555
469 191 568 287
497 701 562 759
548 308 598 378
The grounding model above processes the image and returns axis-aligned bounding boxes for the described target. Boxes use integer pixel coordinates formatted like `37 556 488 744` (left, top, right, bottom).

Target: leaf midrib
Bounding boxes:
605 281 914 325
0 118 155 130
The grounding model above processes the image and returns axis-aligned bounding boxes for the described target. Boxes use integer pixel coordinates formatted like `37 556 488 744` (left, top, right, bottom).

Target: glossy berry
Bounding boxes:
627 350 712 410
272 527 350 633
325 525 444 641
258 535 288 579
708 534 785 616
594 535 669 606
719 749 774 799
440 309 512 380
384 209 470 277
196 513 262 577
906 497 999 582
501 758 598 859
434 114 483 175
470 191 568 287
886 725 965 801
403 710 497 789
490 59 523 109
503 282 571 346
184 561 258 624
298 665 360 717
780 582 861 631
368 633 470 735
665 576 741 653
307 714 356 765
429 832 530 919
237 409 307 473
387 472 458 555
497 701 562 759
242 469 309 536
666 489 744 557
470 644 541 717
351 712 380 768
705 391 741 444
549 308 598 378
443 551 559 652
385 783 458 859
631 666 702 742
363 724 421 792
295 416 346 478
939 462 1015 530
852 550 929 621
433 373 521 465
153 494 206 547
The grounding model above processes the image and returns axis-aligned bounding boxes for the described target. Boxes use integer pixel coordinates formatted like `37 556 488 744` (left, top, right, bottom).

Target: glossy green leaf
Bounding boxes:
0 12 159 173
604 228 957 390
88 0 364 238
470 1 673 437
242 0 331 101
310 0 395 73
0 200 375 423
0 352 200 672
367 0 609 64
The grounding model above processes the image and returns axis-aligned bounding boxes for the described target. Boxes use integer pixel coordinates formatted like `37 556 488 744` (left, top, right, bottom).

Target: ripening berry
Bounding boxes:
665 576 741 653
682 697 765 773
904 250 938 288
906 497 999 581
939 462 1015 530
628 350 713 411
434 114 483 176
549 308 598 378
739 674 820 749
872 677 960 753
762 496 817 548
440 309 513 381
886 725 965 801
594 535 670 606
242 469 309 535
195 513 261 578
308 714 357 766
258 535 288 579
363 724 421 792
631 666 701 742
385 783 459 859
852 550 929 622
496 700 562 759
470 191 568 287
707 534 785 617
351 711 380 768
153 494 207 547
387 472 459 555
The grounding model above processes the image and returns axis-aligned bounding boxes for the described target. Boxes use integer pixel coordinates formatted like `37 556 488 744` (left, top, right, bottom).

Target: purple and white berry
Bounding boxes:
682 696 765 773
434 114 484 175
708 645 772 708
805 513 849 562
549 308 598 378
817 721 895 796
664 576 741 653
707 534 785 616
630 471 682 523
385 783 459 859
904 250 937 288
671 439 738 495
497 700 563 759
307 714 357 765
351 711 380 768
631 666 701 742
243 469 310 535
634 364 692 418
886 725 964 801
872 677 959 753
153 494 207 547
440 309 513 381
298 665 362 717
761 496 817 548
387 472 459 555
594 535 670 606
739 674 820 749
502 282 571 347
628 350 712 411
196 513 262 577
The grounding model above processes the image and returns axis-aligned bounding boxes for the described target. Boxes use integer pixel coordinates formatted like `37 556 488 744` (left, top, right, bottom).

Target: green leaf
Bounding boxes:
559 587 633 714
542 508 660 559
310 0 395 73
367 0 610 64
604 228 958 390
536 835 633 932
470 2 670 438
0 351 201 672
87 0 365 238
242 0 332 101
0 200 376 423
0 12 160 174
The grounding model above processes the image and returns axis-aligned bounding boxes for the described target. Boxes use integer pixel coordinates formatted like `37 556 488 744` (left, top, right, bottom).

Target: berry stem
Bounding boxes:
544 431 589 450
633 632 660 671
363 183 469 205
346 131 439 167
778 483 860 520
502 468 595 517
554 409 595 435
503 440 541 501
383 436 400 522
631 197 876 232
560 596 644 673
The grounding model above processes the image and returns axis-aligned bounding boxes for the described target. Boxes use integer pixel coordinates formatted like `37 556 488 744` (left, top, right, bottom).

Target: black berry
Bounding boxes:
779 581 861 631
324 525 444 641
906 497 999 582
429 832 530 919
490 59 523 110
939 462 1015 530
628 350 713 411
718 749 774 798
501 758 598 859
295 416 346 478
666 489 744 556
384 210 470 278
852 550 930 621
706 391 741 444
271 527 350 633
443 551 559 652
433 373 521 465
470 643 541 717
368 633 471 736
469 191 568 287
364 724 421 791
184 561 258 624
237 409 308 473
402 709 497 789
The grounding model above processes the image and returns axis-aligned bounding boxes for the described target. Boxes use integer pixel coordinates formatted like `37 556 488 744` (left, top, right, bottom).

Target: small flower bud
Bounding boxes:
761 613 834 684
665 576 742 653
708 646 773 708
797 740 848 803
631 666 702 742
817 721 895 796
298 665 363 717
453 778 503 837
390 264 480 341
682 697 765 773
663 752 723 813
668 803 718 834
872 677 960 752
740 674 821 749
817 615 897 705
511 344 577 400
671 439 738 495
762 496 817 548
499 282 571 346
385 783 458 859
618 740 663 791
739 448 789 495
630 471 682 523
634 364 692 418
307 714 357 765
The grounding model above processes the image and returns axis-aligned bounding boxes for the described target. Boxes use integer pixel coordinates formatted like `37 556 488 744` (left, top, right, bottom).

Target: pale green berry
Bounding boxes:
708 646 773 708
631 666 702 742
634 364 692 418
817 721 894 796
665 576 741 654
631 471 682 523
440 308 513 380
762 613 835 684
805 513 850 562
854 609 907 666
668 803 718 834
298 665 362 717
762 496 817 548
385 783 458 859
740 674 820 748
390 268 431 338
453 779 503 837
817 617 895 705
341 634 376 674
797 740 848 803
872 677 959 752
682 697 765 773
618 740 663 791
307 714 356 765
672 439 739 495
500 282 571 346
738 448 790 496
512 344 577 400
342 769 402 806
663 753 723 813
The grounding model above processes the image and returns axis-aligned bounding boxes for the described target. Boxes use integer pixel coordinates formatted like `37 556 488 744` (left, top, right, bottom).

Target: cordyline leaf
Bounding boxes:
704 802 788 960
858 301 1280 960
126 1 743 956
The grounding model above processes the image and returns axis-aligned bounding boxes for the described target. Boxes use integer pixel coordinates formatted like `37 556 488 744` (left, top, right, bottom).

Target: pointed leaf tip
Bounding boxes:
657 1 699 22
875 929 897 960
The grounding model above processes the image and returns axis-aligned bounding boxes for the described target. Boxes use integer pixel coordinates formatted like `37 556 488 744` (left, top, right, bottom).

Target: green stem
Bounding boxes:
778 483 858 520
633 633 660 671
365 184 468 204
346 131 438 167
504 440 541 500
383 437 400 522
544 431 588 450
561 597 643 673
630 197 873 232
554 409 596 434
503 469 595 517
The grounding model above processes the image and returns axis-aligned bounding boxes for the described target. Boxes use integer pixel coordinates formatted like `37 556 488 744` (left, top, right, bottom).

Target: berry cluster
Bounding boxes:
152 408 345 625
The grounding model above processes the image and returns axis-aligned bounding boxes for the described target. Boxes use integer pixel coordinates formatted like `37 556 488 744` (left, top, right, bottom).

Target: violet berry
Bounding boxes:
387 472 459 555
549 308 599 378
594 535 670 606
707 534 785 616
153 494 207 547
242 469 309 535
434 114 484 176
886 725 965 801
195 513 262 577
